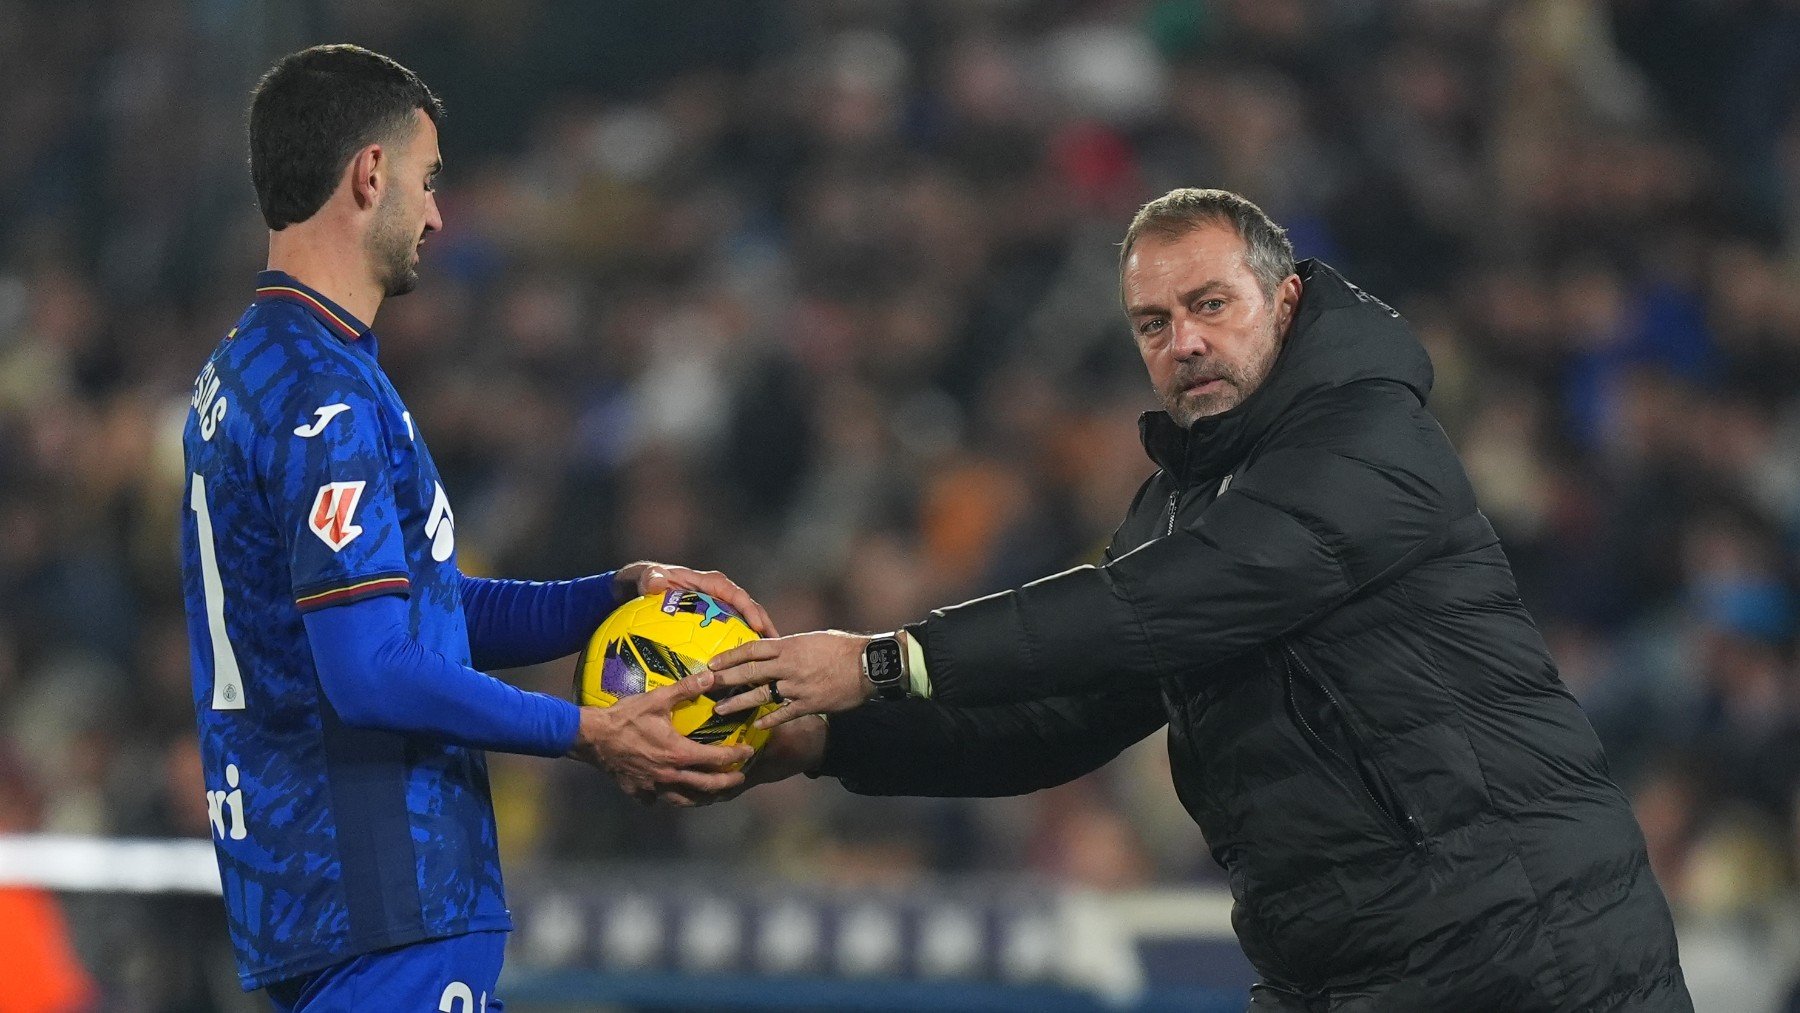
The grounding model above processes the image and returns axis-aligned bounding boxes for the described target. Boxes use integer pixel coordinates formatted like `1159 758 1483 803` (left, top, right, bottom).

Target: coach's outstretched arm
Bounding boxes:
675 683 1167 806
712 382 1460 718
918 390 1455 706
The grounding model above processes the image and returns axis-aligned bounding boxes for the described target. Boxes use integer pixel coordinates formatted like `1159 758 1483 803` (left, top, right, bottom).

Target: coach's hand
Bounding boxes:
644 714 829 807
613 560 778 637
567 670 753 806
708 631 874 729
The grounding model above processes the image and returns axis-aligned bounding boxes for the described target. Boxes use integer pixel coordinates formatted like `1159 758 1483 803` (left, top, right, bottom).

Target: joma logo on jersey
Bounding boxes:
294 403 350 438
207 763 247 841
309 481 367 551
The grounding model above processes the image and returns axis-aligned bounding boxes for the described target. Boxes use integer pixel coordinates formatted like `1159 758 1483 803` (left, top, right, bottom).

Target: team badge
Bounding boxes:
308 481 366 551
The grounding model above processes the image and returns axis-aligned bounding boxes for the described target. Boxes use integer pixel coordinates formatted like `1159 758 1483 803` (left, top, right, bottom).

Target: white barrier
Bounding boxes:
0 833 222 894
0 833 1256 1008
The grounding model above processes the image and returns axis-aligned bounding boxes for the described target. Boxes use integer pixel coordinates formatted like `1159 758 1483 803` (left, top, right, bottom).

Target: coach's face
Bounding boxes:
1124 223 1301 427
368 109 443 298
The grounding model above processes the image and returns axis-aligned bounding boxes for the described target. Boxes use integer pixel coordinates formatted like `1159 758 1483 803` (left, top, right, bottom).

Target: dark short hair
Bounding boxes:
1119 188 1295 300
248 44 443 230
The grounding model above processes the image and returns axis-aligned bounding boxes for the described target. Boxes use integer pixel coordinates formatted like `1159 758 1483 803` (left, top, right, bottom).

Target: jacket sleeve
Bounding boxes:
813 480 1171 798
816 682 1168 797
917 383 1464 706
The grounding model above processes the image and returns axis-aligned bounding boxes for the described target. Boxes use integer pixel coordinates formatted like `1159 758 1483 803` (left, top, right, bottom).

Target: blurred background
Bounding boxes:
4 0 1800 1009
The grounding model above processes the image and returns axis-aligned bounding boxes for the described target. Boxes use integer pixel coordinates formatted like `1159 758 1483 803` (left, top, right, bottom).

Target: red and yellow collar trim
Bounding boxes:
252 271 370 343
255 285 364 341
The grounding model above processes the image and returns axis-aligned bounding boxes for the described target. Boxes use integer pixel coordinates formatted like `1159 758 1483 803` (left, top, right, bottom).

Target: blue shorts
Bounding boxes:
265 931 507 1013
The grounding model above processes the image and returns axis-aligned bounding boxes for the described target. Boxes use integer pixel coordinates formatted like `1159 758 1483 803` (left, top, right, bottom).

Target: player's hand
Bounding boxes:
708 631 874 729
567 669 753 805
613 560 778 637
641 714 829 807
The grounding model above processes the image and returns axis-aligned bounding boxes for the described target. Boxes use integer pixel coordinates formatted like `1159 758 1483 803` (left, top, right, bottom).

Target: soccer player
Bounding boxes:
709 191 1691 1010
178 45 769 1011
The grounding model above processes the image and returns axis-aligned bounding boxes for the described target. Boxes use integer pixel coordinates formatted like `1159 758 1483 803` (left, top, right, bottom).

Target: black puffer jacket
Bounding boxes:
822 261 1690 1010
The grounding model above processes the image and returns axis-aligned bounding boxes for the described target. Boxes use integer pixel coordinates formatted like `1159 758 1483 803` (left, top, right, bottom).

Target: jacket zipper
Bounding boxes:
1283 644 1428 852
1165 487 1180 535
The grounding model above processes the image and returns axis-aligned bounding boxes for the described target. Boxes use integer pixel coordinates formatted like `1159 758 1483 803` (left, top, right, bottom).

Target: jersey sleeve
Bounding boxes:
459 572 620 670
304 594 580 756
259 375 412 613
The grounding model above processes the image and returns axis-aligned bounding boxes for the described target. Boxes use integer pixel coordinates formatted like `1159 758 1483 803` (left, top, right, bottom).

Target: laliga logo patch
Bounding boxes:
309 481 366 551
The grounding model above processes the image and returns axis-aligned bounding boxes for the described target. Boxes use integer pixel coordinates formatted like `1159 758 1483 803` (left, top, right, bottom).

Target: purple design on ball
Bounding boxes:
601 643 646 696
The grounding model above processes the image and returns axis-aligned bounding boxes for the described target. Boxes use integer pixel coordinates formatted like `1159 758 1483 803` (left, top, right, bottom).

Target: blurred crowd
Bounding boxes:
7 0 1800 1008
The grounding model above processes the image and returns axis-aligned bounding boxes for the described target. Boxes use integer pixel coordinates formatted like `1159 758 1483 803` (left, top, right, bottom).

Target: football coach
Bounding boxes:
708 188 1692 1011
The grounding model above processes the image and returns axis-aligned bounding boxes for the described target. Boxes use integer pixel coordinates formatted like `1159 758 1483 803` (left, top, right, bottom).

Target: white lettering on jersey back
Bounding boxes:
426 482 456 562
190 362 230 441
294 403 351 438
308 481 367 551
206 762 247 841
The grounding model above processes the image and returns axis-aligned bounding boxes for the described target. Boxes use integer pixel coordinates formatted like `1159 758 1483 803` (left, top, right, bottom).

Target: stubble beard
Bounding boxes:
1161 314 1282 429
368 194 421 298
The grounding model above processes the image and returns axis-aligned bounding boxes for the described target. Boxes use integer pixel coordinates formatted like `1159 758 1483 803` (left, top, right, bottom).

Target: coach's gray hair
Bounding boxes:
1119 189 1295 301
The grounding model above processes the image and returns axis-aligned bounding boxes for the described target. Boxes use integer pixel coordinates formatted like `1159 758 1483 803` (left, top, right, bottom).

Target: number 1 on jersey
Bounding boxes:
191 473 247 710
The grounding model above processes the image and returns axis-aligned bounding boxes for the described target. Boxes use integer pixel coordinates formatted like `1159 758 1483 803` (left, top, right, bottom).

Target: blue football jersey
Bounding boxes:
179 272 510 990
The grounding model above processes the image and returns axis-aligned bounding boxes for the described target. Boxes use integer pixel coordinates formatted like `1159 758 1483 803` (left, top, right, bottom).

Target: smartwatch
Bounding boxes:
862 633 910 701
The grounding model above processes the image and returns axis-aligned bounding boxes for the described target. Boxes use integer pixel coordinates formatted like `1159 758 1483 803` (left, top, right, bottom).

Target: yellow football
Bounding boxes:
573 590 775 763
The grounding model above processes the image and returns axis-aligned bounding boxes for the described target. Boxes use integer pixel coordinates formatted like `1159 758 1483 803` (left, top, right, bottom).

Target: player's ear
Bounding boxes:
346 143 384 212
1276 273 1302 331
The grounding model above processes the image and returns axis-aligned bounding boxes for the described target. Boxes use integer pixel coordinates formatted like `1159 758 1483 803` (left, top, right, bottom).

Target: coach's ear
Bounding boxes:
345 143 385 212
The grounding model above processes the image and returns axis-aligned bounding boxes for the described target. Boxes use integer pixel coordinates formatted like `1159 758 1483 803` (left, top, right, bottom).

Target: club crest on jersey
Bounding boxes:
309 481 366 551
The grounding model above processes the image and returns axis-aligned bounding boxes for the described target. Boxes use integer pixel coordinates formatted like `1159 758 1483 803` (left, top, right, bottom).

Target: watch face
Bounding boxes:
865 639 903 684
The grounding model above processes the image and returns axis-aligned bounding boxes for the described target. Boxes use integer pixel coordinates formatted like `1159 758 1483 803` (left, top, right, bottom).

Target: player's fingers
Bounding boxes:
639 669 718 709
661 766 747 795
708 639 780 675
711 660 786 697
753 700 811 731
638 566 671 595
664 738 754 772
659 787 739 808
712 681 777 717
709 577 778 639
739 597 778 639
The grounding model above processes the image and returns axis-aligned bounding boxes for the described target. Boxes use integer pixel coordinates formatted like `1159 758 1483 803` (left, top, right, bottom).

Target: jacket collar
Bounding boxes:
1139 259 1434 479
254 270 377 353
